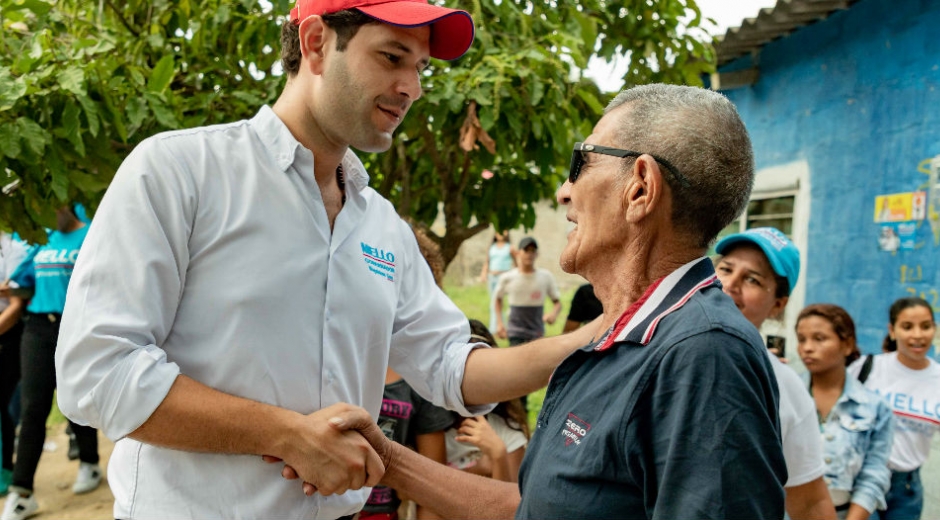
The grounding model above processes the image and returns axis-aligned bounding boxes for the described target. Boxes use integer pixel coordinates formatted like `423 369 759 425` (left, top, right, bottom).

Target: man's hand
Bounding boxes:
266 403 385 496
543 313 557 325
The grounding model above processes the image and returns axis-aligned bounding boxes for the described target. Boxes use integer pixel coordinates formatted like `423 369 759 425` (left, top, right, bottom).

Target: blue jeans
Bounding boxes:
871 468 922 520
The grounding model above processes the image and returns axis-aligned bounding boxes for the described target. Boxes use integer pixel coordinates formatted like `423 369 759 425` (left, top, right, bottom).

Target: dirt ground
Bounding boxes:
2 423 115 520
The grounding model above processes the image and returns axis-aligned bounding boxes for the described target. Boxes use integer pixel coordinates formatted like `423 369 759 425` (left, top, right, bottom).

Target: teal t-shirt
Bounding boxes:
12 224 90 314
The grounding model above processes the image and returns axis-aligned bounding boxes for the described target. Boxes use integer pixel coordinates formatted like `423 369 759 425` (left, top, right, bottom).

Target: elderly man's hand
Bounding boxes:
263 403 384 496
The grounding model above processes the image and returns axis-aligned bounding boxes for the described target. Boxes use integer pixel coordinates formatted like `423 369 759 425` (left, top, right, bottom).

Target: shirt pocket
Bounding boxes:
837 405 876 458
837 406 876 432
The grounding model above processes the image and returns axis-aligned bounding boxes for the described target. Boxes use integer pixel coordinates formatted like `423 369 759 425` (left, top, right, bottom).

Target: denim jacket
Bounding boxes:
805 373 894 513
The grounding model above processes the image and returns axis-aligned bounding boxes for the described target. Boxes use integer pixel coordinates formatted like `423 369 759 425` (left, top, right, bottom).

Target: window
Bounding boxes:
711 193 797 253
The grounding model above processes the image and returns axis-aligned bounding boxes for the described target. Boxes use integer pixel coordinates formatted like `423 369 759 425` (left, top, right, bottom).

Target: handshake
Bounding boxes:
262 403 395 496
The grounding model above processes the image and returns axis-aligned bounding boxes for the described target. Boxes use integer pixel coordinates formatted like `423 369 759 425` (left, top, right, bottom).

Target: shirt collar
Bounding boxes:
595 257 718 351
249 106 370 192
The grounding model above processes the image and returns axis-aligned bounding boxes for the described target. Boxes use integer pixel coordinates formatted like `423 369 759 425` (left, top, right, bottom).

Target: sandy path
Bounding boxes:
2 423 114 520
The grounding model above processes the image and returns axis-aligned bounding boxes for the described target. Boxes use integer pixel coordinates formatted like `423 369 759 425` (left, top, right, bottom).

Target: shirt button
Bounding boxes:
824 457 832 464
826 434 834 441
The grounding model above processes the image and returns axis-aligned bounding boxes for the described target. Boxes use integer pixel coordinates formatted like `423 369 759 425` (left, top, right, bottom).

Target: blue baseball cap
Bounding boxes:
715 227 800 296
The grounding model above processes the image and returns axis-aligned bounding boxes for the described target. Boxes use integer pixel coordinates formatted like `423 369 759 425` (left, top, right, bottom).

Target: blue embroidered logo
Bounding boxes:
361 242 396 282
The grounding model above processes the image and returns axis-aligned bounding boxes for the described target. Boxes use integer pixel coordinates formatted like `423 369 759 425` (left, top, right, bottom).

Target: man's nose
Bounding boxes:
556 180 572 205
398 71 423 101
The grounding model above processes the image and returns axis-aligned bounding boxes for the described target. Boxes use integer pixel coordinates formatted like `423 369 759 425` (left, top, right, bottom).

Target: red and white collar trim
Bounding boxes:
595 257 718 351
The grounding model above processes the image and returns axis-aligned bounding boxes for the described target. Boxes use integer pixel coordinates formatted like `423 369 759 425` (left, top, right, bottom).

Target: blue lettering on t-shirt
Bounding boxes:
893 393 906 410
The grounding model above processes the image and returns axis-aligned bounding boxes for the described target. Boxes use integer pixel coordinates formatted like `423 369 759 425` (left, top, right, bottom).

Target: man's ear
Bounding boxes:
298 16 329 75
622 156 664 223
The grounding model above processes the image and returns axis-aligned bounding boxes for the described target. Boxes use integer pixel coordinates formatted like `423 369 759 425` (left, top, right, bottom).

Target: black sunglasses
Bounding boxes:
568 142 691 188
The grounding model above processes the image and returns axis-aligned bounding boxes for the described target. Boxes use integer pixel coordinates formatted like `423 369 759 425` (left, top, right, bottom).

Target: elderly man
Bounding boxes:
318 84 787 519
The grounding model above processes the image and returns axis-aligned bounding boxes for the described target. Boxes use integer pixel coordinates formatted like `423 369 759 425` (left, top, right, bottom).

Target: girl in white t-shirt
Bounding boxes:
446 320 529 483
848 297 939 520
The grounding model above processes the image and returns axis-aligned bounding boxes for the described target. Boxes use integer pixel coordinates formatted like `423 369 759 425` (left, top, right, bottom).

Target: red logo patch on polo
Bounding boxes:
562 413 592 446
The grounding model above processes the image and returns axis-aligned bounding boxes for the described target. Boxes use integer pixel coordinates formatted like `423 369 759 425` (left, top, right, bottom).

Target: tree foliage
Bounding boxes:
0 0 714 259
0 0 290 243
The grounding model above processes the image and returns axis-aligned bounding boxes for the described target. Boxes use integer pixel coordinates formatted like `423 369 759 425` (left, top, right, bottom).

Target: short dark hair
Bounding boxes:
606 85 754 248
796 304 860 366
279 9 379 77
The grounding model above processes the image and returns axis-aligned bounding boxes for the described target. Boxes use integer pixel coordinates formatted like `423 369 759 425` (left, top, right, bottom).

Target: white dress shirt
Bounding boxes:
56 106 487 519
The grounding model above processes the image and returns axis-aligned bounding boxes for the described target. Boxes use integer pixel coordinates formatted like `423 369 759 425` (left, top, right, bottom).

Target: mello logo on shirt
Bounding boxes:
34 249 79 277
361 242 396 282
875 390 940 433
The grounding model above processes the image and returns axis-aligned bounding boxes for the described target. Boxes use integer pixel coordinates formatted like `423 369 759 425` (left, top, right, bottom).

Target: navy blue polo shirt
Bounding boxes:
516 258 786 520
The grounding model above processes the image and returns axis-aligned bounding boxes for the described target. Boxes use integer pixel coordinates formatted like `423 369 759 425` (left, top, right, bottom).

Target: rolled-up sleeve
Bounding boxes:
387 220 492 417
56 138 194 441
851 400 894 513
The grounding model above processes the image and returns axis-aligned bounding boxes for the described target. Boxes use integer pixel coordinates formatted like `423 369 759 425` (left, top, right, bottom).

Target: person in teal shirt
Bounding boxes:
0 205 102 520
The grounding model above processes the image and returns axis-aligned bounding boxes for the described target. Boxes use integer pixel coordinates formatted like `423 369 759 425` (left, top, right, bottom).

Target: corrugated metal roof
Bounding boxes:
714 0 861 67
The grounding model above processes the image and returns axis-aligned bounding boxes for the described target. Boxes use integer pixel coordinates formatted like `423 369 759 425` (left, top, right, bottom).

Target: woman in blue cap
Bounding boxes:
714 227 837 520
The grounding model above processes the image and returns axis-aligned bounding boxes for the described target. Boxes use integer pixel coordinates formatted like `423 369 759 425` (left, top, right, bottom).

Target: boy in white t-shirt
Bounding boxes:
493 237 561 346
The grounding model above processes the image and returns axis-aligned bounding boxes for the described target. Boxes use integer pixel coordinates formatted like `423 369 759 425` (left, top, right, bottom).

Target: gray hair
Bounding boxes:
606 84 754 247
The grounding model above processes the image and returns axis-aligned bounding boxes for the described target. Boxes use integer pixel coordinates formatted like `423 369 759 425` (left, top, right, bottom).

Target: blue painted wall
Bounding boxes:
719 0 940 353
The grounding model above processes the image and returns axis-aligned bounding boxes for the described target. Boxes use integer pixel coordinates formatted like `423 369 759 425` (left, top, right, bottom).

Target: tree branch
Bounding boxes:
103 0 139 37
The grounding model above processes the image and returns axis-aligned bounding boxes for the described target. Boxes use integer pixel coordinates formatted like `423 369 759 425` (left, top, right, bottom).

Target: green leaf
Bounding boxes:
231 90 265 106
126 96 149 132
144 92 179 129
147 54 176 94
5 0 53 16
0 131 21 159
576 89 604 115
0 68 27 111
77 95 100 137
529 79 545 106
16 117 50 156
57 66 86 96
61 101 86 157
47 150 69 201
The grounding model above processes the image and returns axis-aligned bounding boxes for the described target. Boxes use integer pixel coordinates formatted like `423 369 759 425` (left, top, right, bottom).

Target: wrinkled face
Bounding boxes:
715 245 787 329
797 316 852 375
890 305 936 368
313 22 429 152
555 109 632 276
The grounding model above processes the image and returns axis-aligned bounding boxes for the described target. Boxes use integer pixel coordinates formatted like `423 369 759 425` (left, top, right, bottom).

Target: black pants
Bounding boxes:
12 313 98 491
0 320 24 471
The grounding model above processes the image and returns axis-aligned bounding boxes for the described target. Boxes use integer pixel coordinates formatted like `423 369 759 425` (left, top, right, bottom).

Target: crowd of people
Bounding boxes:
0 0 937 519
0 206 105 520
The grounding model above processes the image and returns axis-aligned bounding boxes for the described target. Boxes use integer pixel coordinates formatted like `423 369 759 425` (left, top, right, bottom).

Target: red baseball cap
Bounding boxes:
289 0 474 61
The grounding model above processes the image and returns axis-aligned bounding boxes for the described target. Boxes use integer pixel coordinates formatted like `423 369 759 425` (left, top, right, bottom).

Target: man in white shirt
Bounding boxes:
53 1 592 519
